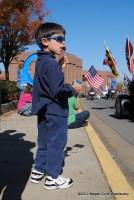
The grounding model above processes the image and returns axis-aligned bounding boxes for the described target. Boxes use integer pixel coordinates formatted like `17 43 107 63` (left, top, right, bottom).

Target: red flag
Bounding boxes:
84 66 104 89
103 59 108 65
130 57 134 77
125 38 133 72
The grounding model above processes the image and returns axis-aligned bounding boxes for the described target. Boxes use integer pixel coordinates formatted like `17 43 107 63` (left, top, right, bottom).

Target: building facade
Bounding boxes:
0 51 116 94
5 51 83 85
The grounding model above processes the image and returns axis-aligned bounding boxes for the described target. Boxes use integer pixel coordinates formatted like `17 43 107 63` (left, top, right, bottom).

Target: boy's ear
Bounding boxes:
41 38 48 46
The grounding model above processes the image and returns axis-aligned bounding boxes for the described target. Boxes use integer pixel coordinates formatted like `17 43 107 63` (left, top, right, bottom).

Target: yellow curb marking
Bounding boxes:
78 107 134 200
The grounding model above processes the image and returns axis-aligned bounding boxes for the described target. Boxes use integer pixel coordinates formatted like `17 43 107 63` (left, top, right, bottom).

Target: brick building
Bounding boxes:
5 51 83 85
0 51 116 94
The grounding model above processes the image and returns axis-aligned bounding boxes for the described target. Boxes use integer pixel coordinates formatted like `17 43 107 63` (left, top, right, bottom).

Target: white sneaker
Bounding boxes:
31 169 45 184
44 175 73 190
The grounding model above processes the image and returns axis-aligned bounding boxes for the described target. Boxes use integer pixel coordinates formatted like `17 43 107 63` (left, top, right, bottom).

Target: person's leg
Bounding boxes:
45 114 68 178
68 111 90 129
68 121 77 129
34 112 47 173
75 111 90 127
31 111 47 183
19 90 24 97
20 103 32 116
44 115 73 190
18 85 26 97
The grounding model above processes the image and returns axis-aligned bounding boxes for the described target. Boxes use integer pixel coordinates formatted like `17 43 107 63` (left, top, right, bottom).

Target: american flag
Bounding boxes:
84 66 104 89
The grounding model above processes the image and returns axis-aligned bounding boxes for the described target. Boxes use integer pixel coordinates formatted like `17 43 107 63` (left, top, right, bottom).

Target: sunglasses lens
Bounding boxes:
46 36 65 43
57 36 64 43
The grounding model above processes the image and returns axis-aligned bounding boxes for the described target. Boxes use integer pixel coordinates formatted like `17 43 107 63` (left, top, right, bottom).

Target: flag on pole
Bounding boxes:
110 80 116 87
84 66 104 89
125 38 133 73
103 44 120 77
100 86 107 92
105 85 108 91
86 81 90 88
130 57 134 77
124 74 131 85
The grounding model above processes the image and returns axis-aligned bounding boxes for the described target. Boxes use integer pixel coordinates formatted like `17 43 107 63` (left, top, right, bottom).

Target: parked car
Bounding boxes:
115 80 134 119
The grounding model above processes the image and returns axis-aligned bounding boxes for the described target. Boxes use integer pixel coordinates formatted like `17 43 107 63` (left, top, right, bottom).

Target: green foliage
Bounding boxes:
0 80 18 103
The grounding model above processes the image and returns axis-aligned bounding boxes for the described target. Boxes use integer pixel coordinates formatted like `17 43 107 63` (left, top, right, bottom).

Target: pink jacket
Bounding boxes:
18 93 32 111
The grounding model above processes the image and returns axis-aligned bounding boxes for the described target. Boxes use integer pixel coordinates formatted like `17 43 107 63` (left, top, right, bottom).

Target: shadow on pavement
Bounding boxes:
91 106 114 110
0 130 35 200
64 144 85 157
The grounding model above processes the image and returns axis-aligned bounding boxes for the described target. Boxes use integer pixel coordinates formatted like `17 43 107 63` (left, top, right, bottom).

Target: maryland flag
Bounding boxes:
103 45 120 77
125 38 133 73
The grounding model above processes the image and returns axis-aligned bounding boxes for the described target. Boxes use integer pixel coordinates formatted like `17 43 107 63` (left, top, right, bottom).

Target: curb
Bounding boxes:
78 103 134 200
0 100 18 115
85 123 134 200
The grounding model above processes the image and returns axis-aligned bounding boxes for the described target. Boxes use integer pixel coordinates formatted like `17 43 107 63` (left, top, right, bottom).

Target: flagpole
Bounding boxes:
127 37 131 73
122 66 127 79
122 66 131 83
121 67 126 88
127 36 130 59
121 66 130 92
104 41 124 88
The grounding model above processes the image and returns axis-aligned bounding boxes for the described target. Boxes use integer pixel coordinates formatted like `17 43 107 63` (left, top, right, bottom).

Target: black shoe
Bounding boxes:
82 121 88 127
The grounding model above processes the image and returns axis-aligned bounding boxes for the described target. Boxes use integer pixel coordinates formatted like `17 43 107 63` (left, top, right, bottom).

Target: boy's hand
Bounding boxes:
59 54 69 69
72 80 82 93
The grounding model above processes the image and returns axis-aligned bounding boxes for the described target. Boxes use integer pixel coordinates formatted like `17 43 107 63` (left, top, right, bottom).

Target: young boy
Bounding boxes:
31 22 81 190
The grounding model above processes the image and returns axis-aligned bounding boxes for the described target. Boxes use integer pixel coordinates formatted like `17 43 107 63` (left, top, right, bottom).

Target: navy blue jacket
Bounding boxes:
32 51 75 116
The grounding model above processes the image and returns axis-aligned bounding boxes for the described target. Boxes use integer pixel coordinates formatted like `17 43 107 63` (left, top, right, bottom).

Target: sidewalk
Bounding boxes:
0 111 114 200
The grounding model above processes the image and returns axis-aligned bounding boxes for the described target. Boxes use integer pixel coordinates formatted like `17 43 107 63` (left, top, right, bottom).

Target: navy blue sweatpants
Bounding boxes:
34 112 68 178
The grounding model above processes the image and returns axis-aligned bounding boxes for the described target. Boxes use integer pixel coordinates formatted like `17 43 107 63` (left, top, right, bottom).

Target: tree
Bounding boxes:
0 0 49 80
0 0 9 8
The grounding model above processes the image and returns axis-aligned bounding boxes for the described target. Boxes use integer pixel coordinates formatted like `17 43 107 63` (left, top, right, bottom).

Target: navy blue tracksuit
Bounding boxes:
32 51 75 178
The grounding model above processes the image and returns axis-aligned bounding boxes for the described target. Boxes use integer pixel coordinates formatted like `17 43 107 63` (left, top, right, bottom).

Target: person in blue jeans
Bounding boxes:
16 60 27 97
30 22 82 190
68 96 90 129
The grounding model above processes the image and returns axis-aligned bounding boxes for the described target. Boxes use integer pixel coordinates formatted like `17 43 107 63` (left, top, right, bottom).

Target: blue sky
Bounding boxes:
1 0 134 81
43 0 134 80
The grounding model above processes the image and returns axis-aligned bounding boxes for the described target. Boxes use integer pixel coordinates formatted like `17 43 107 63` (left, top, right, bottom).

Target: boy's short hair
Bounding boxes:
35 22 66 49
